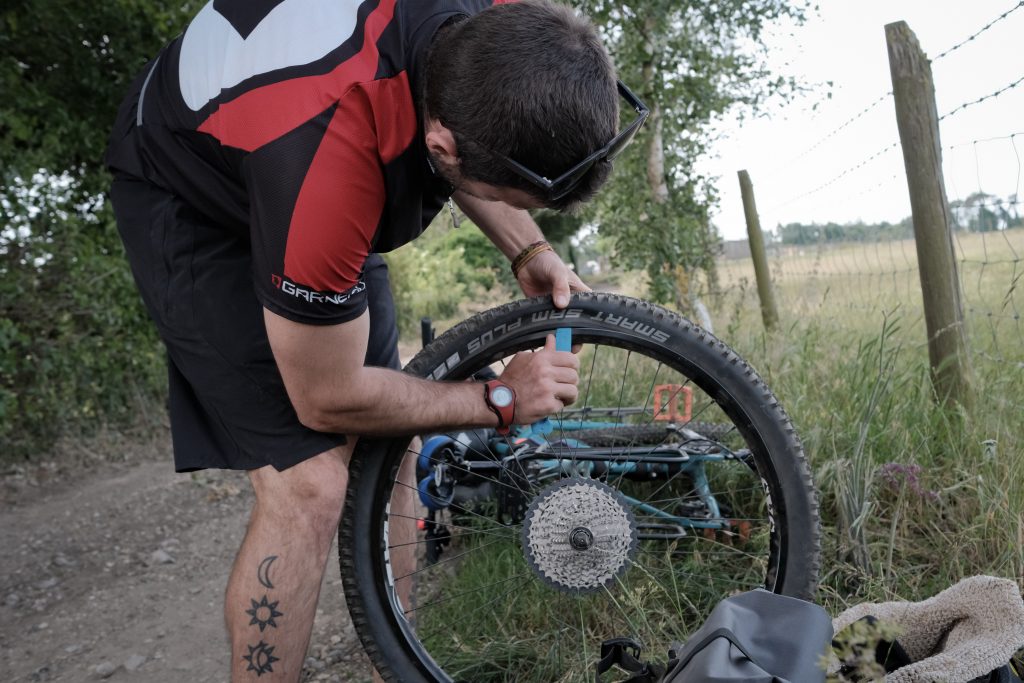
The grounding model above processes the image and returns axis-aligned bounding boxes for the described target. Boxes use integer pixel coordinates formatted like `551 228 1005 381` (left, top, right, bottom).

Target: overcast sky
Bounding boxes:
704 0 1024 241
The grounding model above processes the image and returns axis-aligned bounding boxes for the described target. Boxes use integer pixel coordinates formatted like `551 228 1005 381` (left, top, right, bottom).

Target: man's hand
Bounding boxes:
498 334 579 423
515 249 590 309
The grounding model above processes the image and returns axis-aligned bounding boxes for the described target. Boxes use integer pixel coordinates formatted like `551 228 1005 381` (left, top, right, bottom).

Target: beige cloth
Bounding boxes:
832 575 1024 682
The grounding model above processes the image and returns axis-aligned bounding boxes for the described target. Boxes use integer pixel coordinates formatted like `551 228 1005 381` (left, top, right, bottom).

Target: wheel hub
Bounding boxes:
569 527 594 550
522 477 638 593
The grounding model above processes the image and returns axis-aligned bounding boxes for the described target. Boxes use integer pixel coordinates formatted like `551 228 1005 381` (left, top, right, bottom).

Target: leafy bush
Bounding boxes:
1 178 165 461
384 223 516 337
1 1 201 461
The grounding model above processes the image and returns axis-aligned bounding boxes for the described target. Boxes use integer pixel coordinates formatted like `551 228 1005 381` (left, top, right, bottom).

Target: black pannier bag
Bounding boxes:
598 589 833 683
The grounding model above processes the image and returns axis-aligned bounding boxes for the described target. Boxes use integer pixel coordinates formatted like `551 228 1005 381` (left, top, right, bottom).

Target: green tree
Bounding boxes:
1 1 201 194
1 1 198 459
951 192 1009 233
573 0 809 310
533 209 586 272
777 219 915 245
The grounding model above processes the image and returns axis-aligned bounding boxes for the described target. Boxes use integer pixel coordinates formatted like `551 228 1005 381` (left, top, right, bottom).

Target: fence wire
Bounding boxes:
948 134 1023 365
714 7 1024 369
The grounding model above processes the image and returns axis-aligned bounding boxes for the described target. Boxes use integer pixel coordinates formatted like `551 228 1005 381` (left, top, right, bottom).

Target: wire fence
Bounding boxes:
712 3 1024 373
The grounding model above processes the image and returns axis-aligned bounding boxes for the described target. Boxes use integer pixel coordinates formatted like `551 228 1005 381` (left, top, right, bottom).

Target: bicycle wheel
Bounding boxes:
339 293 820 682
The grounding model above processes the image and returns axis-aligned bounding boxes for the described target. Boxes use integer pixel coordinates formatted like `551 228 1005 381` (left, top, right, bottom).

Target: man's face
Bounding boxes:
428 150 545 211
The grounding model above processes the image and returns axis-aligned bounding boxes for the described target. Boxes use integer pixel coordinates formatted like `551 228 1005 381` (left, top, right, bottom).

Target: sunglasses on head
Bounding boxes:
464 80 650 202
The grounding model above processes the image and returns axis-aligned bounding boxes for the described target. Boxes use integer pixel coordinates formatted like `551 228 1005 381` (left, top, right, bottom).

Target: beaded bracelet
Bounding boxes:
510 240 554 278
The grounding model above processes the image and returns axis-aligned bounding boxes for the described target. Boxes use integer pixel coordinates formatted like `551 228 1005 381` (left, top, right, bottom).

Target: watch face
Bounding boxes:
491 386 514 408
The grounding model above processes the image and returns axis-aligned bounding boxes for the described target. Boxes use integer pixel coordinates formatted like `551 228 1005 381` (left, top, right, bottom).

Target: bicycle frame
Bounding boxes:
420 418 750 537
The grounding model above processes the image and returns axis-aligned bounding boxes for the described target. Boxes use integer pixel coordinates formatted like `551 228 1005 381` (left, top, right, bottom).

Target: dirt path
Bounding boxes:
0 444 374 682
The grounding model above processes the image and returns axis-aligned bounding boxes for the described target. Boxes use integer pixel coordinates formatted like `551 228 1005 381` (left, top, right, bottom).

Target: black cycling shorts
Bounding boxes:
109 177 401 472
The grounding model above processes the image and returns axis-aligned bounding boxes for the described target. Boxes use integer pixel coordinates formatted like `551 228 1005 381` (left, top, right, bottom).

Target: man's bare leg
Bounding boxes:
226 444 353 682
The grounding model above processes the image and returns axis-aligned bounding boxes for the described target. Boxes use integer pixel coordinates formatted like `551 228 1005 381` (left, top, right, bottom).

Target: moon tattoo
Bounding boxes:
257 555 277 589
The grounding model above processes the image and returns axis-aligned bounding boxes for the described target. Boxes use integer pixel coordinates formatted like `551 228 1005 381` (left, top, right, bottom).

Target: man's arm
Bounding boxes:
453 191 590 307
453 190 545 259
264 307 578 435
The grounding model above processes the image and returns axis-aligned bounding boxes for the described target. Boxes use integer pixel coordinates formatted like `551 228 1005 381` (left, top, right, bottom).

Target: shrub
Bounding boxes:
1 178 165 461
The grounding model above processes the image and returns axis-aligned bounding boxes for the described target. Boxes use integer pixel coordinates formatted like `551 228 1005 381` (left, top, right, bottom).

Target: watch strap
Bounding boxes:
484 380 516 436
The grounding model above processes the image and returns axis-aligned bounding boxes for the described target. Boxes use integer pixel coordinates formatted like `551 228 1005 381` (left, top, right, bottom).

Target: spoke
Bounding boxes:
636 541 766 559
581 343 599 423
636 483 768 509
393 537 513 582
613 561 676 635
603 363 667 491
413 577 537 674
405 572 530 617
386 511 520 538
609 424 675 491
630 378 690 430
578 599 589 674
615 456 691 507
639 432 729 504
615 350 632 428
391 479 517 532
619 360 663 452
415 435 497 464
497 436 541 503
632 565 766 588
555 408 577 472
670 534 767 560
387 528 516 551
406 444 540 501
632 516 767 528
599 581 647 637
547 593 583 636
636 551 765 565
629 483 767 525
566 343 602 478
601 383 735 472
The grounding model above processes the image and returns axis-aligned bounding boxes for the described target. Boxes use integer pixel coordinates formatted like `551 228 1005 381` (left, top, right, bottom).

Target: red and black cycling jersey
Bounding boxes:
107 0 509 325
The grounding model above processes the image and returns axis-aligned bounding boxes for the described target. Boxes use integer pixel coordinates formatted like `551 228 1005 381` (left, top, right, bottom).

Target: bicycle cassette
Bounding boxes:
522 477 638 594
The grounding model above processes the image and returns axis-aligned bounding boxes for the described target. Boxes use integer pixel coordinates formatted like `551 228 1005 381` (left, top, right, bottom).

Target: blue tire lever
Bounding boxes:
526 327 572 437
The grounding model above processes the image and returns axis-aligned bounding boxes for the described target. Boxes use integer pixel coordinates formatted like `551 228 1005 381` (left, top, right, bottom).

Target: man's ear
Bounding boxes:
424 118 459 166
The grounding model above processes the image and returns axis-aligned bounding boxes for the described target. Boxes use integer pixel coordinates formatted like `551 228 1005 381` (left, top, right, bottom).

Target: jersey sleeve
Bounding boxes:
246 85 385 326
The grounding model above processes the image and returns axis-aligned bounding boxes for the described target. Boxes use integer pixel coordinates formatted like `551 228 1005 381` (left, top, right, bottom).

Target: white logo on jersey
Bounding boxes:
179 0 363 111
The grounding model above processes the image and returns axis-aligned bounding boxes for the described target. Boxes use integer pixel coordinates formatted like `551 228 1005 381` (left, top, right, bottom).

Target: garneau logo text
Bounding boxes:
271 274 366 305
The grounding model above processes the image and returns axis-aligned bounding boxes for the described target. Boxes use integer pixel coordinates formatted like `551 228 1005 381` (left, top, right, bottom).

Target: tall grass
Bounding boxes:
394 229 1022 679
714 228 1024 610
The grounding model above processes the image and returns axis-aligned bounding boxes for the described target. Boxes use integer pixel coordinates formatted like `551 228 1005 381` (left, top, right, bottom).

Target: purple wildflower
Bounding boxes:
877 462 940 501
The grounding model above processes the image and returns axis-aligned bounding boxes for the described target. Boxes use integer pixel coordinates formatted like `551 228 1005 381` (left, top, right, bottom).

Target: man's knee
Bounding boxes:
249 445 352 535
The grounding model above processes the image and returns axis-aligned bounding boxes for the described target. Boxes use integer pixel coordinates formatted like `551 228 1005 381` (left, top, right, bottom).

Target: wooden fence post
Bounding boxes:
738 170 779 331
886 21 972 405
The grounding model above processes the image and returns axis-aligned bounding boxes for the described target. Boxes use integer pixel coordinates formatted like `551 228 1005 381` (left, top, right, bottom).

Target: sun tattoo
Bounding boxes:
246 595 284 632
241 641 279 676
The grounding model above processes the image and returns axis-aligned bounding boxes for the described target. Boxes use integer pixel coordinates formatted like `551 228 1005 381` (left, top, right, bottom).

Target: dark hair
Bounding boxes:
424 1 618 212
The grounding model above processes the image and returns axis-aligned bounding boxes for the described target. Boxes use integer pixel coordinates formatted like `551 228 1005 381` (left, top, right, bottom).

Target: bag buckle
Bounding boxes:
597 637 661 682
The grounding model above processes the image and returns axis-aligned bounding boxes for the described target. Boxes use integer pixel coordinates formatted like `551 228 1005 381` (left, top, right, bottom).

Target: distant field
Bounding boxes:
713 227 1023 363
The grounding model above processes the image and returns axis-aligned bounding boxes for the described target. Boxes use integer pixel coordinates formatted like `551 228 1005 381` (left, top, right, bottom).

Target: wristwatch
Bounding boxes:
484 380 516 435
